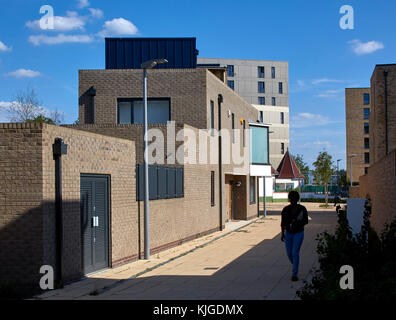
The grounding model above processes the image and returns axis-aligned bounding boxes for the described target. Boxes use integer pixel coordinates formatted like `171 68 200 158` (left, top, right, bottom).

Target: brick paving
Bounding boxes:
36 203 337 300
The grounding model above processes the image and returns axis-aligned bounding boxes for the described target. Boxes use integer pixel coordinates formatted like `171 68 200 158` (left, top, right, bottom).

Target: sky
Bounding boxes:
0 0 395 169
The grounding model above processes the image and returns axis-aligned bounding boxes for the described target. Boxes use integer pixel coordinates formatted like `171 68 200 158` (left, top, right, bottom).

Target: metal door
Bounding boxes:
80 175 109 274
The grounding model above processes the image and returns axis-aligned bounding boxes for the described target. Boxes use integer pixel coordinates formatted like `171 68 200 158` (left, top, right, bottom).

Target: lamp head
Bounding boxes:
141 59 168 69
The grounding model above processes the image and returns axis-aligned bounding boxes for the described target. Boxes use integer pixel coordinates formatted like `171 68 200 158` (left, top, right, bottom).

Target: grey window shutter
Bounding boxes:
158 166 167 199
176 168 184 198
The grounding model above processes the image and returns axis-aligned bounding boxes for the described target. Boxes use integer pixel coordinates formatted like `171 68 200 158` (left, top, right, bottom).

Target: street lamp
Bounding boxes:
141 59 168 260
348 154 357 187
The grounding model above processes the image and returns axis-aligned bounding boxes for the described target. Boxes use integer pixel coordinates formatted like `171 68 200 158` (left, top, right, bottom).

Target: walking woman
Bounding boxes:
280 191 309 281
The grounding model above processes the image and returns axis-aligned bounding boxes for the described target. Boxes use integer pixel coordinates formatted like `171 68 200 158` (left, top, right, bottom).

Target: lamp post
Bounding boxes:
348 154 357 187
141 59 168 260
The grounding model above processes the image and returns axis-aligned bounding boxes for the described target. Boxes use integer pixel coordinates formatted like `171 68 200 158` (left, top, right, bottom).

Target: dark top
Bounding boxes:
281 204 309 234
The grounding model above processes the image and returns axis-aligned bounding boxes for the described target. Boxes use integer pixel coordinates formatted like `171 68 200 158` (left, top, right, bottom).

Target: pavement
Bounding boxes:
35 202 337 300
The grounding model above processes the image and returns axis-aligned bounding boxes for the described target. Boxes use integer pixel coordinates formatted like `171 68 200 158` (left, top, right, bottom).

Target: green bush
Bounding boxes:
297 199 396 300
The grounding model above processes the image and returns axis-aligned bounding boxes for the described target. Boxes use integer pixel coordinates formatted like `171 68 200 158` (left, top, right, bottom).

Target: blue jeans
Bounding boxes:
285 231 304 277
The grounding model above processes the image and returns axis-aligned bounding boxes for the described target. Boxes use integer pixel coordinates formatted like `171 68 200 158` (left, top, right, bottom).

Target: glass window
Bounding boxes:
364 108 370 120
259 111 263 123
258 82 265 93
281 143 285 154
258 66 265 78
232 113 235 143
279 82 283 94
258 97 265 105
227 65 234 77
118 101 132 124
228 80 234 90
272 97 276 106
250 125 269 164
117 99 170 124
280 112 284 124
364 152 370 164
271 67 275 79
250 176 256 204
363 93 370 105
364 167 368 174
364 138 370 149
364 122 369 134
210 100 215 136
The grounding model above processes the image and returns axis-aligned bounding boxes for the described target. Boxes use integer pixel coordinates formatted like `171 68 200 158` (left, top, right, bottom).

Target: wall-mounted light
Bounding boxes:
240 118 244 125
235 181 242 187
227 110 231 118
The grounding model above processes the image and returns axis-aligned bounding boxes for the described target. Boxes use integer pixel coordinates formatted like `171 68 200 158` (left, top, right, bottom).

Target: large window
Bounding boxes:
118 99 170 124
136 165 183 200
364 108 370 120
364 138 370 149
258 66 265 78
249 176 256 204
258 82 265 93
258 97 265 105
271 66 276 79
363 93 370 105
364 152 370 164
279 82 283 94
227 65 234 77
364 122 369 134
228 80 235 91
250 125 269 164
272 97 276 106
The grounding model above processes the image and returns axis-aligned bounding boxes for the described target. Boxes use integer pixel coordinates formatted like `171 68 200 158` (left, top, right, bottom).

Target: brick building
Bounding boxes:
0 38 271 291
345 87 371 184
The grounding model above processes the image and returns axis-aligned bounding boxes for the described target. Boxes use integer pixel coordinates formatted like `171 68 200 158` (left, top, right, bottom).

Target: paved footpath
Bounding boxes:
37 203 337 300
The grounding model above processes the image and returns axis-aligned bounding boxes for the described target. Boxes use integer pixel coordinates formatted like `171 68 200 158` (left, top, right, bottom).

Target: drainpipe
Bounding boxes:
218 94 223 231
53 138 68 287
384 70 389 155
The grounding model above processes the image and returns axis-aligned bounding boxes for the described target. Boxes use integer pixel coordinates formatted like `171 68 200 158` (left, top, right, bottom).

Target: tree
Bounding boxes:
294 154 310 184
313 151 335 205
6 87 64 125
338 169 347 187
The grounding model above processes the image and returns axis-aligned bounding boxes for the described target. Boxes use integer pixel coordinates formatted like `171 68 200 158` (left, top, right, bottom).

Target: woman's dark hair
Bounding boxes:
288 190 300 204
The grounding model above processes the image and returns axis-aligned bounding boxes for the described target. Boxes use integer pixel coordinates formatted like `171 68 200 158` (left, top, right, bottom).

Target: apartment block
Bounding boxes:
198 58 289 169
345 88 371 183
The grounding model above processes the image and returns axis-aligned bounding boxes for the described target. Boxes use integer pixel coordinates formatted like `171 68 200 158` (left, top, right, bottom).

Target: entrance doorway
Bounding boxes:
80 175 110 274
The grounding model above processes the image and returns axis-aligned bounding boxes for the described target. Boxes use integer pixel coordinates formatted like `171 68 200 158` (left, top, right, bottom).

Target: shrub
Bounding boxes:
297 198 396 300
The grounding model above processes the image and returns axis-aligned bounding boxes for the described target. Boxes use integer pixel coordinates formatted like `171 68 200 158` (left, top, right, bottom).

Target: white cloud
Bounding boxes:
29 34 94 46
291 113 332 128
0 101 12 109
315 89 343 98
311 78 344 85
98 18 138 37
77 0 90 9
89 8 104 19
5 69 42 78
26 11 85 32
348 39 384 55
0 40 11 52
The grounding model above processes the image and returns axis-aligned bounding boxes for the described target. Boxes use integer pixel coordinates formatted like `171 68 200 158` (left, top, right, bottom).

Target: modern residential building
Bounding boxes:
197 58 289 169
345 88 371 184
349 64 396 233
0 38 272 290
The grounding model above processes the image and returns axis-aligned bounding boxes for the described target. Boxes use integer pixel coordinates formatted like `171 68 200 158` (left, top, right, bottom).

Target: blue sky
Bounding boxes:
0 0 395 169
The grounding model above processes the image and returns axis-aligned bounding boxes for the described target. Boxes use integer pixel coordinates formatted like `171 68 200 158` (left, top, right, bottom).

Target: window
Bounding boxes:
258 97 265 105
272 97 276 106
364 138 370 149
279 82 283 94
232 113 235 143
227 65 234 77
364 108 370 120
271 67 275 79
117 99 170 124
227 80 234 90
258 82 265 93
210 100 215 136
250 125 269 164
363 93 370 105
211 171 215 206
364 167 368 175
364 122 369 134
249 176 256 204
258 66 265 78
281 143 285 154
280 112 284 124
243 120 246 147
364 152 370 164
136 165 183 201
259 111 263 123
